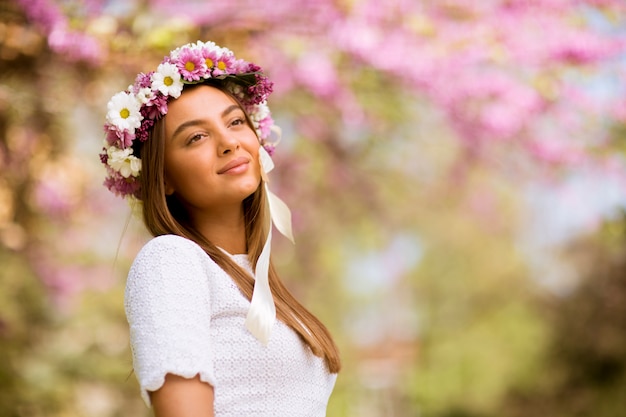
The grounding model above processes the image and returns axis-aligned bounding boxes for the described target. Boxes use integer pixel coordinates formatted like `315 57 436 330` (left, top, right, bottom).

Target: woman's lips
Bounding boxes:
218 157 249 174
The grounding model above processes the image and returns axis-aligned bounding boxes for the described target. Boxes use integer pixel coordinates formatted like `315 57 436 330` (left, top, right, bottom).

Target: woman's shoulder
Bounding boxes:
137 234 203 256
126 234 224 298
129 234 213 277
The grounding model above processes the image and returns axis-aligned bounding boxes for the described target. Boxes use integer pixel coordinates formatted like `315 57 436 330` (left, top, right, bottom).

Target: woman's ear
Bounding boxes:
163 176 175 196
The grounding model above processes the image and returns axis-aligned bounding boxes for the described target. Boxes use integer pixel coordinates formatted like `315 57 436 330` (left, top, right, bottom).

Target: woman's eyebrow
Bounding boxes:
171 119 205 141
221 104 241 118
171 104 242 140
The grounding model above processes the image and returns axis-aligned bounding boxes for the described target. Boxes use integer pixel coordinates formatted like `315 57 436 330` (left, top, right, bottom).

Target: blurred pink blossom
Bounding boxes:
16 0 103 62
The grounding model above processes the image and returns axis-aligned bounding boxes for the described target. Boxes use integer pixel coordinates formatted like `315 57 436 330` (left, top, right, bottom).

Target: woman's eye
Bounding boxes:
187 133 205 144
231 118 244 127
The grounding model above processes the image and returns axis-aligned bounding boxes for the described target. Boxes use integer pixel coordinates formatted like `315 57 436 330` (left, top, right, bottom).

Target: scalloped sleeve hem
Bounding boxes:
140 369 216 407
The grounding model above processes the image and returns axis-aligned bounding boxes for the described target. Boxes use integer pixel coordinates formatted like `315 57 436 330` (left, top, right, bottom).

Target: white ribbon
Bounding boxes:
245 146 294 345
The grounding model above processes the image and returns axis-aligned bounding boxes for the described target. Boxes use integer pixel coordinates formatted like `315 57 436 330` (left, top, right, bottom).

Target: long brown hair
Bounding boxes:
136 82 341 373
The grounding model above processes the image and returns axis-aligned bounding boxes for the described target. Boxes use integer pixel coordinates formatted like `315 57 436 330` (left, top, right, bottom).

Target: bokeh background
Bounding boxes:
2 0 626 416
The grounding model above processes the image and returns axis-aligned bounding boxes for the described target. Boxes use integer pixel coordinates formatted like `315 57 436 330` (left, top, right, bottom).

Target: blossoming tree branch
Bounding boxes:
16 0 626 176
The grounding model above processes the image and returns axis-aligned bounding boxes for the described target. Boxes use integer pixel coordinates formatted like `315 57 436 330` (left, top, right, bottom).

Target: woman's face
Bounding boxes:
162 85 261 216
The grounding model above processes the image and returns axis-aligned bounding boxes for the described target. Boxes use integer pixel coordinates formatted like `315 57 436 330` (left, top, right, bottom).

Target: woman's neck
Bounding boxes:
191 205 247 255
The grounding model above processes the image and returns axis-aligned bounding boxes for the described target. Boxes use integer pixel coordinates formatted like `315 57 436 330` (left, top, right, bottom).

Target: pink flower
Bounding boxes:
174 47 206 81
212 53 235 76
256 115 274 140
104 124 135 148
232 58 250 73
200 48 220 74
262 142 276 156
142 94 168 120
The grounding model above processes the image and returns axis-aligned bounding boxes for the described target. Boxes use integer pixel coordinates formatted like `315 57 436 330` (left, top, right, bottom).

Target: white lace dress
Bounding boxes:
125 234 337 416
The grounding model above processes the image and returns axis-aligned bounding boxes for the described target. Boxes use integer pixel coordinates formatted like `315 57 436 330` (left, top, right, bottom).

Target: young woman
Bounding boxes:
100 41 341 416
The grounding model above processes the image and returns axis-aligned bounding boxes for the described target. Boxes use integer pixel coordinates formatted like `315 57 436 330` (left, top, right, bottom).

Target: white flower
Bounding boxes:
229 84 245 100
195 40 219 54
107 146 142 178
136 87 154 104
106 91 142 132
218 46 234 58
200 40 217 49
249 102 270 122
152 63 183 98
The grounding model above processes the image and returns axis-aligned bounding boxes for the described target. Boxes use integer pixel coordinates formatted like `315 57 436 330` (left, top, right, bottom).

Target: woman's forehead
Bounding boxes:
166 86 242 127
170 85 239 112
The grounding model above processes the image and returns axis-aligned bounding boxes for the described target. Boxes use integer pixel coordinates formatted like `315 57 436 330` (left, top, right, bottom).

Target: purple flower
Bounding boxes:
135 117 155 142
104 172 141 199
247 75 274 105
246 63 262 73
133 72 153 91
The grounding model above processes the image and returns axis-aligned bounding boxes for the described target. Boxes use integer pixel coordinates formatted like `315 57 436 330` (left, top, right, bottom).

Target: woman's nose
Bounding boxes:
217 133 240 155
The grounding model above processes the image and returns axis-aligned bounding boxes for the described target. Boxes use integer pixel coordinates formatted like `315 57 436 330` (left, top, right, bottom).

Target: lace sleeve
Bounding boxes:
125 235 216 406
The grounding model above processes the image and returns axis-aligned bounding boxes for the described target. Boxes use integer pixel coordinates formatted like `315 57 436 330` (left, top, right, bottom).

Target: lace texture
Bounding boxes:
125 235 337 416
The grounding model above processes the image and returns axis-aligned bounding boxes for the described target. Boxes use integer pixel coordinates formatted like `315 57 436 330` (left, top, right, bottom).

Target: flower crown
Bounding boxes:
99 40 276 199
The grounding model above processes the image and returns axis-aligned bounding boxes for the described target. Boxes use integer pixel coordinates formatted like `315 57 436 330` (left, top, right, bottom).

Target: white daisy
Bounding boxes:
107 146 142 178
152 62 184 98
106 91 142 132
